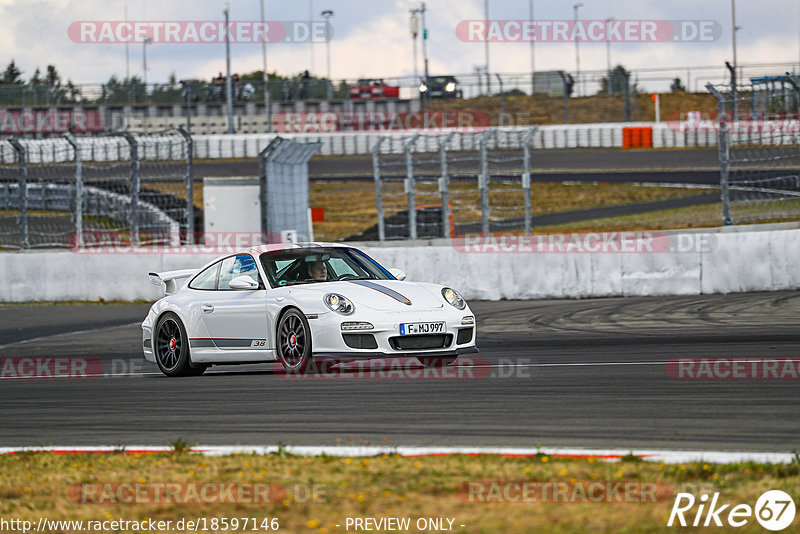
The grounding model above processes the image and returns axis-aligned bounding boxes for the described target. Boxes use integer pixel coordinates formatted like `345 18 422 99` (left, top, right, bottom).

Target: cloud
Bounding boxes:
0 0 797 94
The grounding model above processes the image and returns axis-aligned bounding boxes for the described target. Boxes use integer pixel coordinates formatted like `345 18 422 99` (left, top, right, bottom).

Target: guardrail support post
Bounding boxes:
8 139 28 249
522 127 538 236
706 82 733 225
120 132 140 245
404 135 420 240
371 137 386 241
479 130 491 236
439 133 454 239
64 133 83 249
177 126 194 245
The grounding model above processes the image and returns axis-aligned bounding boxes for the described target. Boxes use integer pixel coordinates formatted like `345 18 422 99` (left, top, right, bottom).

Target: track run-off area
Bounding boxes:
1 291 799 452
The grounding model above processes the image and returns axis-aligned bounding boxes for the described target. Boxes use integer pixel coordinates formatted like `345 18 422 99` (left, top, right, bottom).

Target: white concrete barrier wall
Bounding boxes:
2 225 799 302
5 120 783 163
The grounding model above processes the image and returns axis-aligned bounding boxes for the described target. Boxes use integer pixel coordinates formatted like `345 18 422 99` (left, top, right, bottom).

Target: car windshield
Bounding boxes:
259 247 393 287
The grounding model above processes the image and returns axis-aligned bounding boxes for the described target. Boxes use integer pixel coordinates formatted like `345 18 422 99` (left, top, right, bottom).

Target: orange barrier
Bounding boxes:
621 126 653 149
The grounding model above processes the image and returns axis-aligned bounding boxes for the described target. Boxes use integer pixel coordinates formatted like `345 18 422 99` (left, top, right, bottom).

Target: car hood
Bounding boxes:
305 280 444 311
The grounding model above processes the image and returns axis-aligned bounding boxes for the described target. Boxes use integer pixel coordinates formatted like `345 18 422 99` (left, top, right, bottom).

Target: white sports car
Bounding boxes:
142 243 478 376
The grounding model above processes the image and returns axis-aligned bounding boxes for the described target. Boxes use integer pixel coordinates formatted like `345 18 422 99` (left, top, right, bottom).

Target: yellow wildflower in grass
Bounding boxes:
307 520 320 528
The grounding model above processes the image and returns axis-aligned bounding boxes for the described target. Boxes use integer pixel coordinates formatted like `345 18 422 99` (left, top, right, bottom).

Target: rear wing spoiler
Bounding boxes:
148 269 197 296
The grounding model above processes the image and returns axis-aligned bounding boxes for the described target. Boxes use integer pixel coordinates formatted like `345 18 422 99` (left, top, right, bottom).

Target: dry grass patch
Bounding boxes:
308 181 710 241
1 451 798 533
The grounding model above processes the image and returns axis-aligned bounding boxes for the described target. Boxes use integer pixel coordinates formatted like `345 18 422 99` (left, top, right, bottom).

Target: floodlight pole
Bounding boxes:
573 3 583 97
260 0 272 132
321 10 334 99
224 3 234 134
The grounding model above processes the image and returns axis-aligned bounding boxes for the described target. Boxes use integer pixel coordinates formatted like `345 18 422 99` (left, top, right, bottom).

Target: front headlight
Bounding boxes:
419 83 428 93
324 293 355 315
445 82 456 92
442 288 466 310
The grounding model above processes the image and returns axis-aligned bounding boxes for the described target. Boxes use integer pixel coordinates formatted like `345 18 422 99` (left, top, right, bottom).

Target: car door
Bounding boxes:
198 254 270 355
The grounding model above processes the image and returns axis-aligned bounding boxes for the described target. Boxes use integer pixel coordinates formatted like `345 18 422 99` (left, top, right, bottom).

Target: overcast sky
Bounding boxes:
1 0 799 93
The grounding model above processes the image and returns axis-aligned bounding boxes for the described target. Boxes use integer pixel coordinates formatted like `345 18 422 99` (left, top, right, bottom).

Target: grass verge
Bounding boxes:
308 182 713 242
2 451 798 533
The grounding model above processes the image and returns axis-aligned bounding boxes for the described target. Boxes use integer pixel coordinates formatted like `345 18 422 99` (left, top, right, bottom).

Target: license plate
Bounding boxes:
399 322 445 335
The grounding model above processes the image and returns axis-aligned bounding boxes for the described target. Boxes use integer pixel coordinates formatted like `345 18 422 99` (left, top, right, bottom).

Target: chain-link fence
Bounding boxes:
0 129 193 249
0 140 23 247
368 128 537 240
707 75 800 225
258 137 321 242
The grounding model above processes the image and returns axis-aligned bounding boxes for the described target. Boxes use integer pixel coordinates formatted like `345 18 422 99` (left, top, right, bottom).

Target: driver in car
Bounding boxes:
308 260 328 281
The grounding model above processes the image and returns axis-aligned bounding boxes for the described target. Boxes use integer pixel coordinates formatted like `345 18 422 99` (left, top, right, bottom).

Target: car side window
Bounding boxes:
189 262 220 290
218 254 260 291
329 257 359 278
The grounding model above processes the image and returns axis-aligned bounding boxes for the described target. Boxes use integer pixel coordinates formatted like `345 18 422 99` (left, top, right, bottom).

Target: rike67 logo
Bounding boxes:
668 490 795 531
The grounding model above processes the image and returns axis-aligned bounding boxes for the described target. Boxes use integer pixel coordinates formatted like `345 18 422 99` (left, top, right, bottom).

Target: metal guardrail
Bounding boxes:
369 127 538 241
707 74 800 225
0 130 192 249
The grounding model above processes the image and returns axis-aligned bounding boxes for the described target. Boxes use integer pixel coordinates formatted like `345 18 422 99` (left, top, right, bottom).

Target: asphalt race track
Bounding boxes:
195 147 724 183
2 292 799 451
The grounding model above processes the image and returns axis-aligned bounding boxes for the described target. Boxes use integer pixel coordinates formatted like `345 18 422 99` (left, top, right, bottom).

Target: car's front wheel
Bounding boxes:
155 312 207 377
277 309 313 373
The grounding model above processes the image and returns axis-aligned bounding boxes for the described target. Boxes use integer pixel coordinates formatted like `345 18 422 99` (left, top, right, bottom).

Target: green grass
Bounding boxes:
2 451 798 533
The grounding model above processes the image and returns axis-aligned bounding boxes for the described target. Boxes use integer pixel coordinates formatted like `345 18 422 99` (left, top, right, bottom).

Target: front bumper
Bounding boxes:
309 308 477 360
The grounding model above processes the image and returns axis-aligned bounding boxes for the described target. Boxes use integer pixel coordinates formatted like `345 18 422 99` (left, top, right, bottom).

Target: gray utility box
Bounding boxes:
203 177 262 247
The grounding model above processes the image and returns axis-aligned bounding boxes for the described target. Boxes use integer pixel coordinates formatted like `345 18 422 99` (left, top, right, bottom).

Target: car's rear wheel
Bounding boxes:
418 356 457 368
277 309 313 373
155 313 207 377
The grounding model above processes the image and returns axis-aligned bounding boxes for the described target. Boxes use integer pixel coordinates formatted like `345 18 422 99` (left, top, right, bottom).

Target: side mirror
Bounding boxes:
229 275 259 290
388 268 407 281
